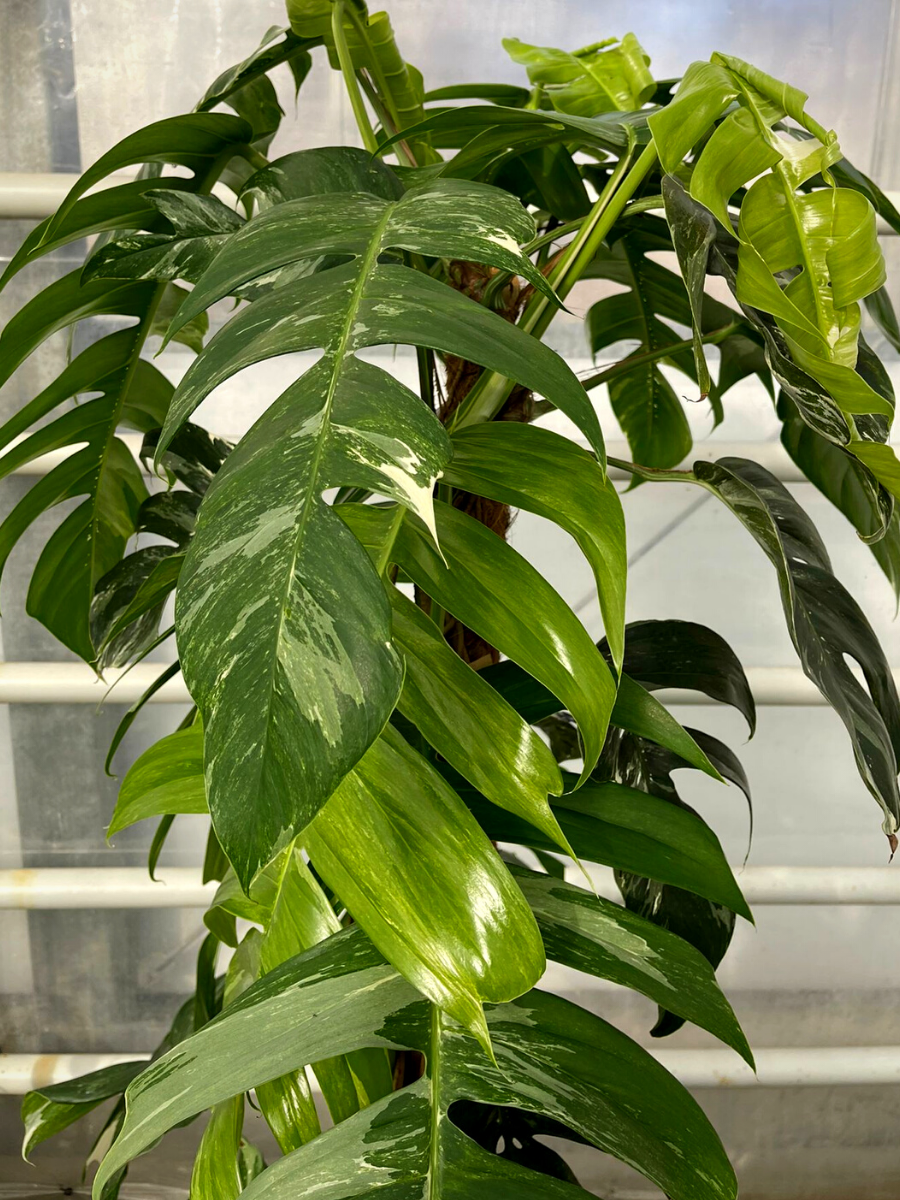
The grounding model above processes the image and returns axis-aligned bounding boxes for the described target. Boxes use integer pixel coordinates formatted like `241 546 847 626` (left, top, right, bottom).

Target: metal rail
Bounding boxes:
3 1046 900 1095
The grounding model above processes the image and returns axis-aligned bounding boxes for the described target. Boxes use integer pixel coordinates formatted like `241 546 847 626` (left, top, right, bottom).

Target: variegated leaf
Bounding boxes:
93 928 736 1200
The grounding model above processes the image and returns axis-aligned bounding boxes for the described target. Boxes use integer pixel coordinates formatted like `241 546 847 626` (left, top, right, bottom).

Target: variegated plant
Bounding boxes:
6 5 900 1197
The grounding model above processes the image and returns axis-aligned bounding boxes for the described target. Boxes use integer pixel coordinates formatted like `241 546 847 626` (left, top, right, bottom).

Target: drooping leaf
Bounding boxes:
613 617 756 734
21 1061 146 1161
464 776 751 920
41 113 253 242
306 724 546 1050
388 587 569 854
109 724 207 837
513 866 752 1064
778 389 900 596
445 421 626 670
341 501 616 786
687 457 900 837
93 927 737 1200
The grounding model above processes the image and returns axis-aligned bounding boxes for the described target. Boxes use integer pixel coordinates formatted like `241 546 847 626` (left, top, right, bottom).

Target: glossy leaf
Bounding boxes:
778 390 900 596
41 113 253 242
22 1061 145 1161
692 457 900 837
93 928 736 1200
464 776 750 920
341 501 616 785
503 34 654 117
306 724 546 1049
656 56 890 422
388 587 569 853
241 146 403 209
513 866 752 1064
615 617 756 734
445 421 626 670
109 725 207 838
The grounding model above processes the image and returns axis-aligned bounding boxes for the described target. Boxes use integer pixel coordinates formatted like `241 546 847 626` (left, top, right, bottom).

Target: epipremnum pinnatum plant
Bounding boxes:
6 4 900 1196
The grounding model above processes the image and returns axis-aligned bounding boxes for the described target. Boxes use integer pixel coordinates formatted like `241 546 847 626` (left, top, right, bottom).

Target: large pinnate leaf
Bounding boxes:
160 178 605 888
503 34 654 117
174 353 447 888
93 928 737 1200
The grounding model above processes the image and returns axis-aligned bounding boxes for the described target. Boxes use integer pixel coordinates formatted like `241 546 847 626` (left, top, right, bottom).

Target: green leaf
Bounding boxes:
388 588 569 854
445 422 626 670
513 866 752 1065
342 501 616 785
611 673 723 779
82 191 244 287
0 177 196 292
196 26 315 117
662 174 715 397
616 871 736 1039
661 57 890 422
160 180 605 888
241 147 403 209
150 283 209 354
468 778 751 921
586 220 706 465
188 1096 243 1200
778 390 900 596
693 457 900 838
380 103 647 167
93 928 736 1200
306 725 546 1050
41 113 253 243
109 725 207 837
503 34 654 116
22 1061 145 1161
616 618 756 734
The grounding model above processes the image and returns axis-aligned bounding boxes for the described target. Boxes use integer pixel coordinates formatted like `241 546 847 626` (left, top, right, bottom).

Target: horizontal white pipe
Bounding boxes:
0 867 217 909
0 661 881 707
0 172 137 220
653 1045 900 1089
3 1045 900 1095
1 172 898 231
0 1053 148 1094
2 865 898 909
0 172 232 221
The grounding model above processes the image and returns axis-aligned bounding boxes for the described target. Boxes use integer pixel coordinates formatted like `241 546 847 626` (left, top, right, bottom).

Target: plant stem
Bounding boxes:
331 0 379 154
450 139 660 431
579 321 741 392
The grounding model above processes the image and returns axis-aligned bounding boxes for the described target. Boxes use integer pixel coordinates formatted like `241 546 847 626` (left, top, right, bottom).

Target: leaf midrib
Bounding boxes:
235 204 397 863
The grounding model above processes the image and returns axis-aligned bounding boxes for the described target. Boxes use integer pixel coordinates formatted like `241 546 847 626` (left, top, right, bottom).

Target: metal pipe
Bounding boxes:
0 172 137 220
0 867 217 909
0 661 879 707
3 1046 900 1095
2 865 898 910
